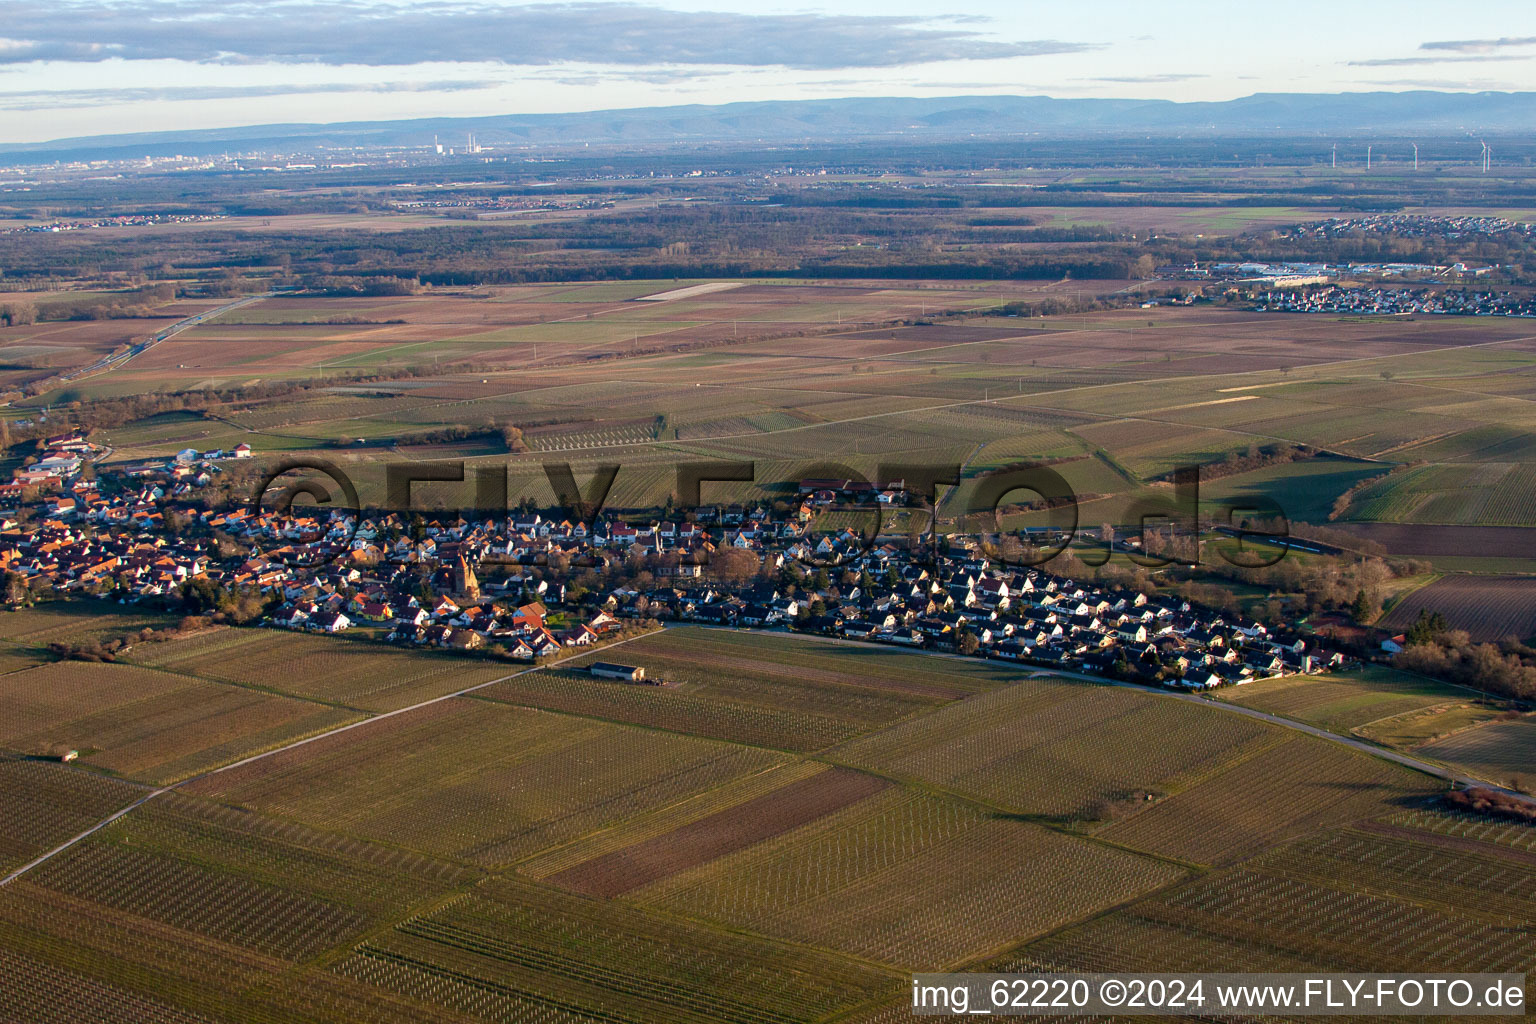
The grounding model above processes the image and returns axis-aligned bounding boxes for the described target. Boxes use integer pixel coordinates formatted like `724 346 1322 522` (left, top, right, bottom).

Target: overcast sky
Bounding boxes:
2 0 1534 142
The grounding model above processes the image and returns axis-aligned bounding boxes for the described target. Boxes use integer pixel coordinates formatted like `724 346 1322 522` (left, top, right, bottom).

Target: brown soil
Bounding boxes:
545 767 888 897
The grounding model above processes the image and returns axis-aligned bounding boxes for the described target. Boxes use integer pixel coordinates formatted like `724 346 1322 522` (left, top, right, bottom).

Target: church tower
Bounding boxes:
453 555 480 601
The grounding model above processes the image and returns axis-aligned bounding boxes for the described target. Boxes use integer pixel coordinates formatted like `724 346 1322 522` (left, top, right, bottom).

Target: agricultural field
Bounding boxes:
61 295 1536 558
185 696 787 867
1378 574 1536 641
1355 701 1509 750
0 645 46 678
1023 203 1327 234
0 790 489 1024
1344 462 1536 526
64 279 1055 399
0 946 219 1024
1070 419 1259 479
634 788 1187 969
523 762 875 894
0 601 178 647
481 626 1009 750
1007 817 1536 980
1415 718 1536 790
11 283 1536 1018
0 882 517 1024
1199 455 1383 524
1386 804 1536 855
0 758 144 874
0 311 189 392
1264 821 1536 922
0 660 361 784
340 874 898 1024
1094 735 1437 864
1217 666 1468 733
825 678 1283 819
25 792 478 960
1328 522 1536 566
9 128 1536 1022
0 618 1519 1022
129 626 515 711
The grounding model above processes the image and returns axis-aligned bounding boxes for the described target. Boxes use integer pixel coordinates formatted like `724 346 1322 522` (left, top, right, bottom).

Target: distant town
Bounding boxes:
1161 259 1499 288
1254 286 1536 318
0 214 227 235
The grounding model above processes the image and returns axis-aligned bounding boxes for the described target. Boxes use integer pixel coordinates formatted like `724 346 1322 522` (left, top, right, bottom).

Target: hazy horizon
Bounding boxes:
0 0 1533 143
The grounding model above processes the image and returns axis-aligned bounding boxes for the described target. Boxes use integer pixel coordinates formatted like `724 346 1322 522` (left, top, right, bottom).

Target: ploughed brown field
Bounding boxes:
0 316 188 390
545 767 889 897
49 280 1073 390
46 287 1533 402
1380 574 1536 641
1331 523 1536 560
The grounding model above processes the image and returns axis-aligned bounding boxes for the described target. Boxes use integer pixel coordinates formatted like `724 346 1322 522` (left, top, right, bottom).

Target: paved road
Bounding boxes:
0 630 650 887
698 625 1536 805
58 293 270 384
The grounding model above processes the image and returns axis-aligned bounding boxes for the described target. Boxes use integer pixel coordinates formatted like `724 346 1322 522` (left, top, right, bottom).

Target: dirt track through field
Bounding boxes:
0 632 653 888
545 767 888 897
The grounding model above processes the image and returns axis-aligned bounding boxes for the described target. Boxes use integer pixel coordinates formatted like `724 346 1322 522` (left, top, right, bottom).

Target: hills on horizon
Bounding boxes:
7 90 1535 163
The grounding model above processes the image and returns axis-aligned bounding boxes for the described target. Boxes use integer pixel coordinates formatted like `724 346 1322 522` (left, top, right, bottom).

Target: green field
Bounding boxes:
1356 701 1509 749
1346 463 1536 526
1218 666 1467 732
1201 456 1385 523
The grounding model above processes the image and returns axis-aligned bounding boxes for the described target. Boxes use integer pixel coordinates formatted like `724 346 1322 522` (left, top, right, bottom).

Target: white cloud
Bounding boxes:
0 78 499 110
0 2 1091 70
1420 36 1536 53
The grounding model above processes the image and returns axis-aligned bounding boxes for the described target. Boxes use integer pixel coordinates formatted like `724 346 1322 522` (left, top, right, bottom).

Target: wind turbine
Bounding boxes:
1331 144 1337 169
1367 145 1372 170
1412 143 1418 171
1481 140 1490 173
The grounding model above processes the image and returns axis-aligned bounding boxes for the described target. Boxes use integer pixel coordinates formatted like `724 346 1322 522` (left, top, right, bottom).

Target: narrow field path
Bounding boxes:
0 631 651 887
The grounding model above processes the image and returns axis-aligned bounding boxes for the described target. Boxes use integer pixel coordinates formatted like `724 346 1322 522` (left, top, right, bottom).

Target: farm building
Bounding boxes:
589 662 646 682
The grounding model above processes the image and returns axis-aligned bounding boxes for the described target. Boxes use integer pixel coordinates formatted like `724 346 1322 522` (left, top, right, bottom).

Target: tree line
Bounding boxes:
1392 609 1536 700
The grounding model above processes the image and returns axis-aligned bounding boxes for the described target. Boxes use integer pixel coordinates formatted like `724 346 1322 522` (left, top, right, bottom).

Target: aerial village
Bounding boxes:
0 439 1346 691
